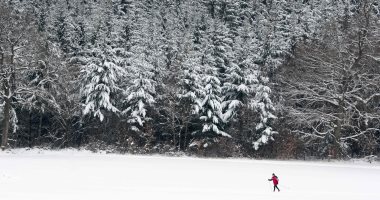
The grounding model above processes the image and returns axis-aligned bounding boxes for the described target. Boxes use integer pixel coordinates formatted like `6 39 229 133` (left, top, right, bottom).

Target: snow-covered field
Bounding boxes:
1 149 379 200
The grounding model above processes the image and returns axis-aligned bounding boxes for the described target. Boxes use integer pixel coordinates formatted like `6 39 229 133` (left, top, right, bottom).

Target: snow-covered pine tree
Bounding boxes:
122 61 156 133
51 2 74 54
178 44 203 118
80 2 125 122
81 45 124 122
200 70 229 138
177 17 205 139
223 0 240 37
241 0 300 150
209 21 235 120
251 73 277 150
254 1 291 77
219 15 259 143
69 2 89 55
122 0 157 135
220 1 252 124
198 23 230 138
177 59 203 145
222 60 252 123
211 18 233 80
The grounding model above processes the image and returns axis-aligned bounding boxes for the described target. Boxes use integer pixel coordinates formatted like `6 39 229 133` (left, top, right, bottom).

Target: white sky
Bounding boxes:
1 149 379 200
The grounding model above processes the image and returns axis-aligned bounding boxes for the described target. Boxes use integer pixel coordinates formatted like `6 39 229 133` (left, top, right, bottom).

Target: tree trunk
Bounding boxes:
333 94 345 158
184 119 189 151
170 102 176 150
2 46 15 150
29 112 32 147
238 108 244 140
1 81 10 150
37 113 43 146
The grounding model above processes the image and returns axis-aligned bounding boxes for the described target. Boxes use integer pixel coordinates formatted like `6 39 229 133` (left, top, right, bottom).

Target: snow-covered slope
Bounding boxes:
0 149 379 200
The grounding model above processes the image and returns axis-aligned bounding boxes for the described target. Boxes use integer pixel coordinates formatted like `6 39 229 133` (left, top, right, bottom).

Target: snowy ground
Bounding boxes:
0 149 379 200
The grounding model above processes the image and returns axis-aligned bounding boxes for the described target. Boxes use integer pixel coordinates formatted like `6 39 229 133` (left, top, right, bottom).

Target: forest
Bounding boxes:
0 0 379 159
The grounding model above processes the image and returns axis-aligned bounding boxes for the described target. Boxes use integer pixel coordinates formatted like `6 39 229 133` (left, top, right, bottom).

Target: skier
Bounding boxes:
268 173 280 192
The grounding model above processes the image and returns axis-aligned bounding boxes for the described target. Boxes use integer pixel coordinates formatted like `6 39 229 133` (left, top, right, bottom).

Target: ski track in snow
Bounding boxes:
0 149 379 200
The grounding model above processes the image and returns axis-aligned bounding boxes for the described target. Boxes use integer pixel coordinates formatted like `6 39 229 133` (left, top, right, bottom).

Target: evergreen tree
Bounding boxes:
81 45 124 122
251 74 277 150
198 29 230 138
51 2 75 54
123 68 156 133
200 71 230 138
122 0 157 134
222 61 251 122
80 0 125 122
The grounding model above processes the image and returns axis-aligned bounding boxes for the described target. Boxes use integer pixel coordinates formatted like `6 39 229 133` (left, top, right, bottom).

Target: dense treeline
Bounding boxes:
0 0 379 159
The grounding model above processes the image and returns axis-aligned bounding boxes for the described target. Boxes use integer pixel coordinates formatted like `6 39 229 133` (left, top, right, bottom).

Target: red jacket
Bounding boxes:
271 175 279 185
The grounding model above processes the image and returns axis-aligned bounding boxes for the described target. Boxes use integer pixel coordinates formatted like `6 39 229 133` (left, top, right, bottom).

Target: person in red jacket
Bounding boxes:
268 173 280 192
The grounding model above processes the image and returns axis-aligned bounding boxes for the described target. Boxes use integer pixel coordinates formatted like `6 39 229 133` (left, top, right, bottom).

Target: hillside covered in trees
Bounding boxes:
0 0 379 159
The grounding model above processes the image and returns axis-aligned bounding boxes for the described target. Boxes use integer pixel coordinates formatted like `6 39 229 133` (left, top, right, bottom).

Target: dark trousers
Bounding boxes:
273 185 280 192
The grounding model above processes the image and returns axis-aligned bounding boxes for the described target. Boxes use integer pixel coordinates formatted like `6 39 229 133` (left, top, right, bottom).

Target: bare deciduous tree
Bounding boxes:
278 1 380 157
0 3 40 149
